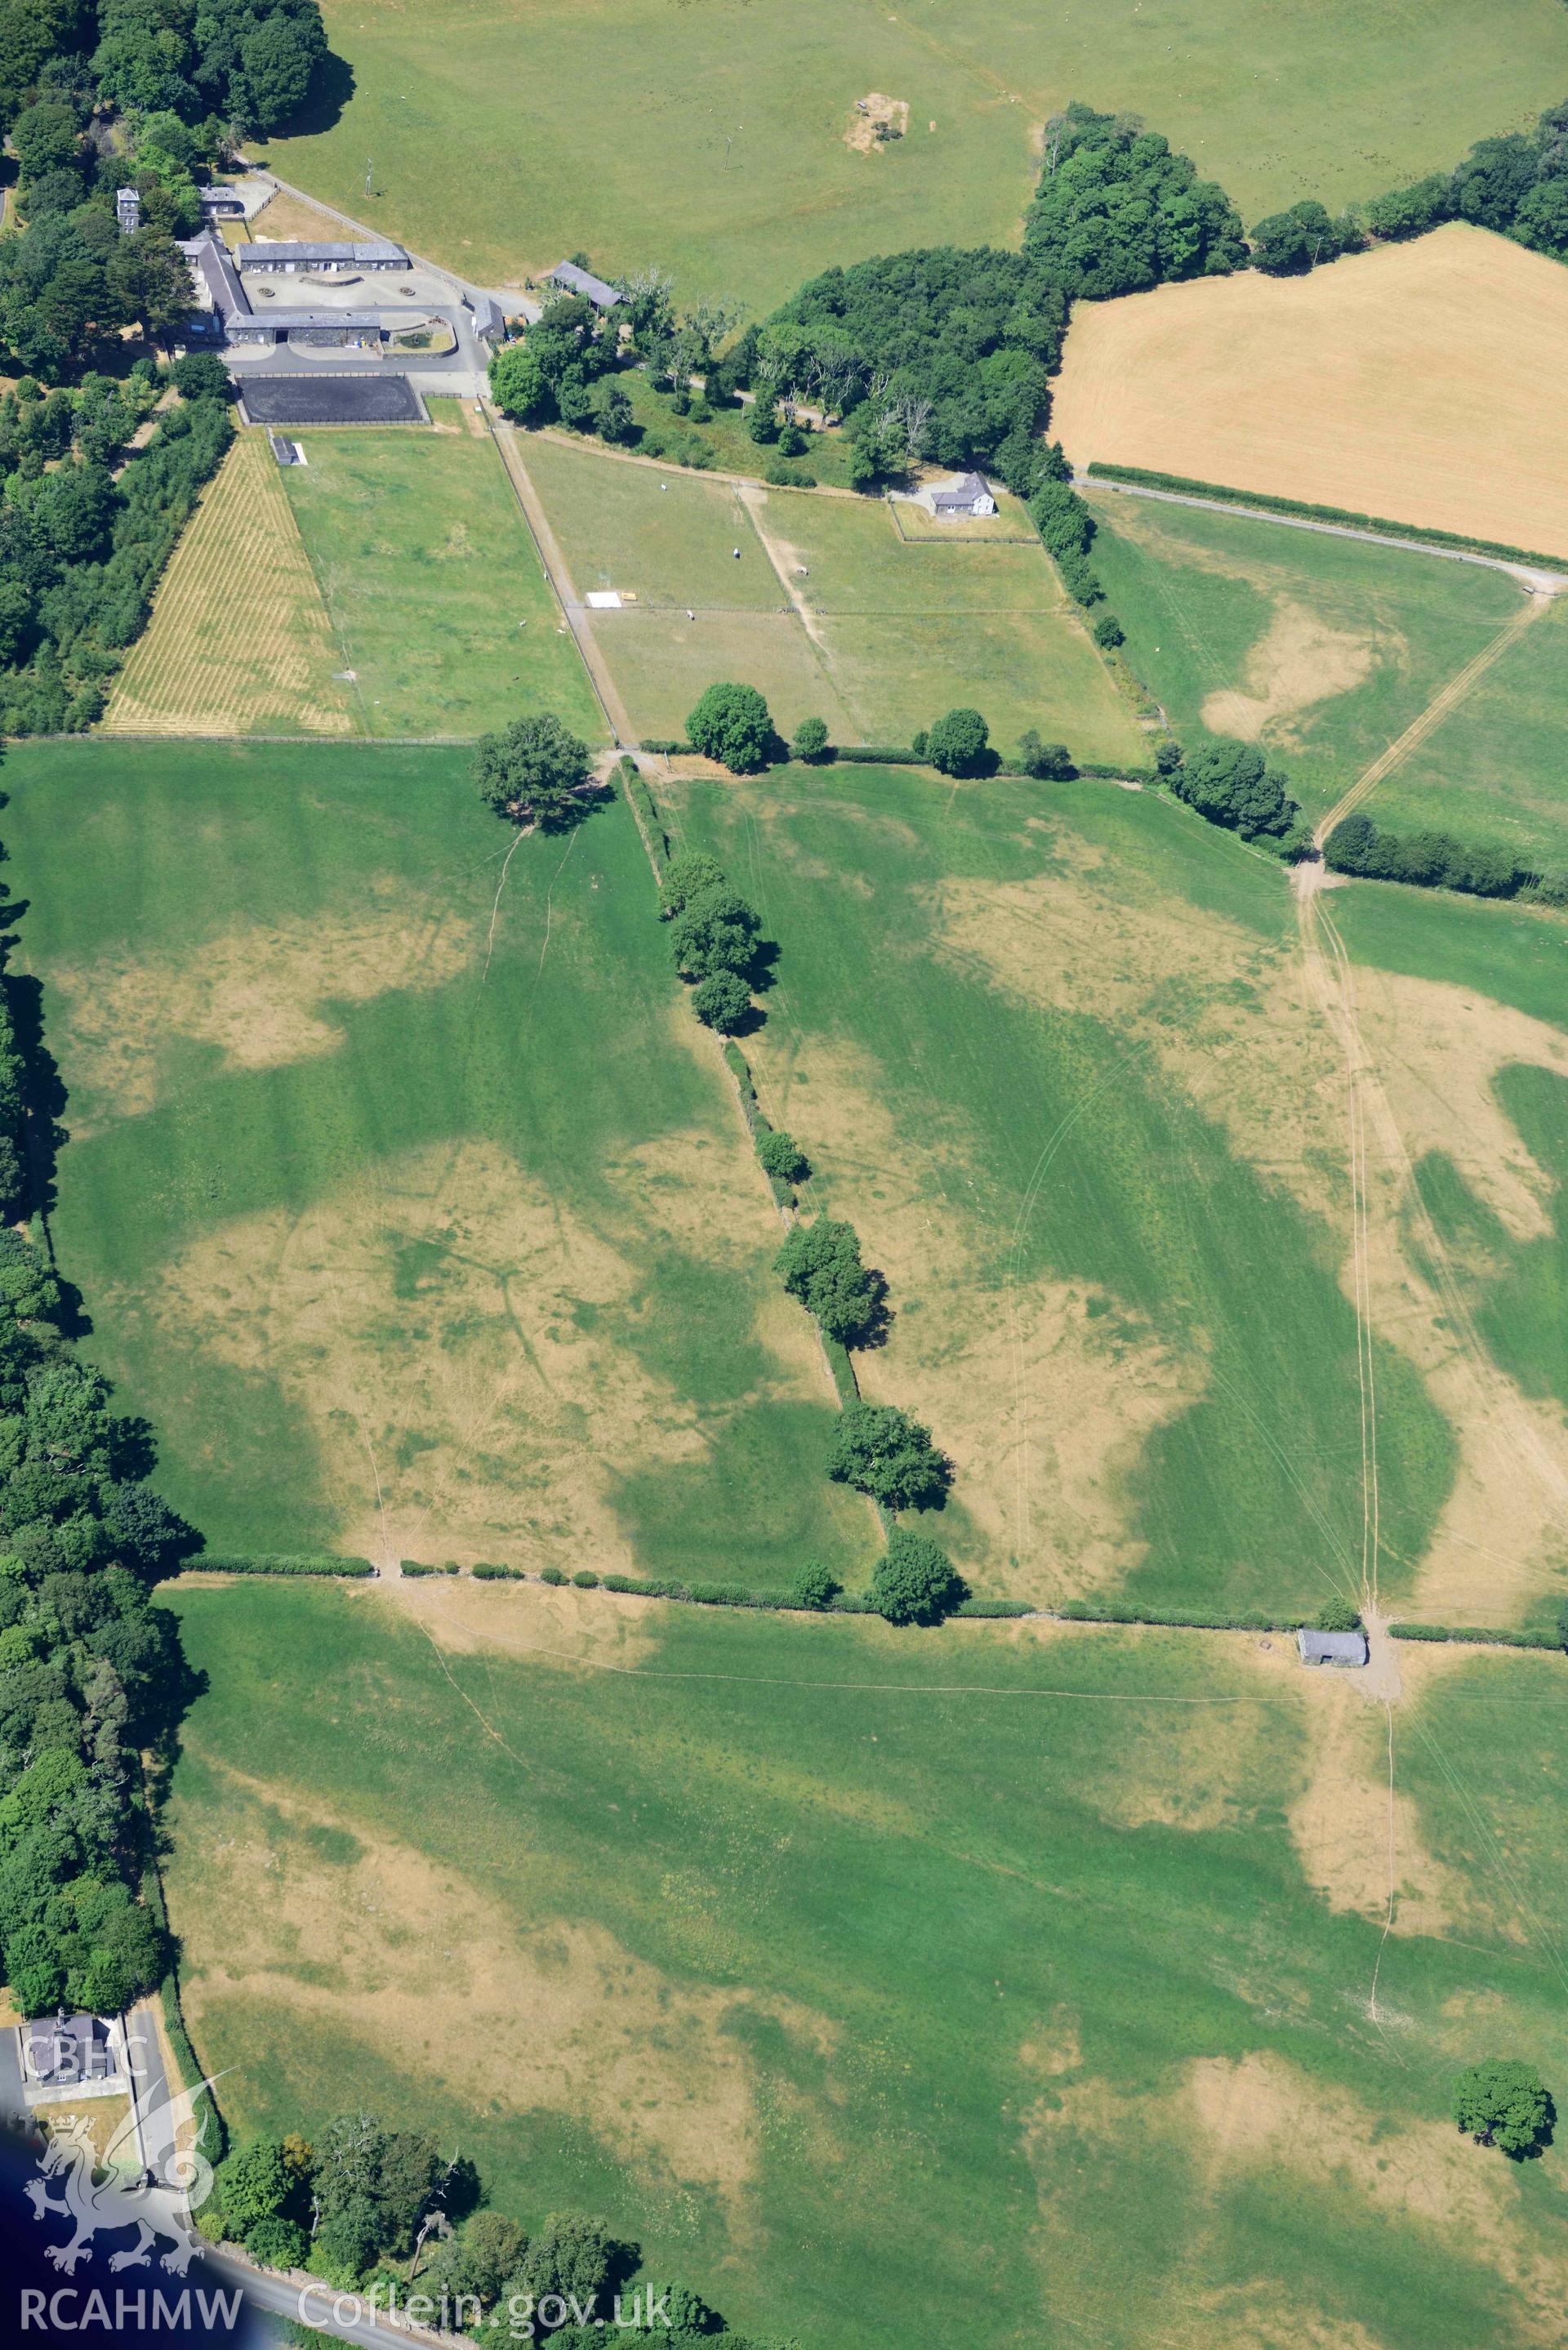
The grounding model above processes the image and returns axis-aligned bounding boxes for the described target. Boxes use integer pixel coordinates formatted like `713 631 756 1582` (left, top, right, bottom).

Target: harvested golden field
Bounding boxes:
1053 225 1568 561
103 427 359 737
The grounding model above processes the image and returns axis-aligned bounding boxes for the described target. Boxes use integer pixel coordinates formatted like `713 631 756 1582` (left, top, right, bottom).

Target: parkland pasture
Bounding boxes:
266 0 1568 305
103 426 359 738
1086 488 1568 864
522 435 1143 761
163 1578 1568 2350
3 738 870 1586
664 762 1455 1617
1054 228 1568 563
278 412 604 738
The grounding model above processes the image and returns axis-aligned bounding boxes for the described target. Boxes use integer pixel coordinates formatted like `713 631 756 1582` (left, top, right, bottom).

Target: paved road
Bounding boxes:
1077 474 1568 592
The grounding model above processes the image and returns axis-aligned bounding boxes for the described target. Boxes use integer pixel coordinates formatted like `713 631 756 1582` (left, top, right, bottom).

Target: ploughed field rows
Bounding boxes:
522 435 1145 765
1087 486 1568 868
662 761 1568 1629
2 738 869 1587
266 0 1568 305
1054 228 1568 564
102 426 360 738
163 1578 1568 2350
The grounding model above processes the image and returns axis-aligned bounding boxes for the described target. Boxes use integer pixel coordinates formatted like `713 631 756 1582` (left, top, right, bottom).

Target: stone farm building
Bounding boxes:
179 232 381 350
237 239 409 274
1295 1628 1370 1666
547 261 621 309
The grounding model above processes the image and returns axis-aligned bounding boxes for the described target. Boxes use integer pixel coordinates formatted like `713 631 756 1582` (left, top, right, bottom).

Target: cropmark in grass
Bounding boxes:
4 738 867 1585
663 760 1472 1620
1086 484 1568 863
163 1579 1568 2350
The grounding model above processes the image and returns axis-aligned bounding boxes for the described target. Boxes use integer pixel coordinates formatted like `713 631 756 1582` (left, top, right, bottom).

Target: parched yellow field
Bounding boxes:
104 428 360 738
1053 225 1568 561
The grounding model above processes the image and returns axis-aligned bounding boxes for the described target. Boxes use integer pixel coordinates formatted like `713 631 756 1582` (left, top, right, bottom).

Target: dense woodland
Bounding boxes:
0 834 198 2018
0 376 233 734
0 0 329 387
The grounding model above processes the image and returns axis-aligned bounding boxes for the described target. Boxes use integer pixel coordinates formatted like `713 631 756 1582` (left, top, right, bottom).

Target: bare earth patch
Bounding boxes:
1200 599 1378 740
176 1760 835 2217
844 92 910 154
1053 225 1568 562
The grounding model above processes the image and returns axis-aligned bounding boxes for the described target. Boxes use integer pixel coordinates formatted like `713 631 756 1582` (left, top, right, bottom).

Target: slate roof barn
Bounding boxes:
237 240 408 272
546 261 621 309
1296 1627 1369 1666
932 470 997 517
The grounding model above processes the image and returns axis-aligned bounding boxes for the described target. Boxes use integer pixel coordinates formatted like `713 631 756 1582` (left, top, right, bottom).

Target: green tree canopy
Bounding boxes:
668 885 761 979
756 1127 808 1183
871 1528 961 1625
789 1561 838 1610
925 707 990 778
791 715 829 763
774 1218 889 1347
827 1402 952 1510
689 970 751 1032
1025 104 1248 298
1172 739 1298 840
687 680 774 773
1250 198 1361 274
659 854 727 928
218 2139 293 2235
1453 2059 1553 2158
474 713 595 829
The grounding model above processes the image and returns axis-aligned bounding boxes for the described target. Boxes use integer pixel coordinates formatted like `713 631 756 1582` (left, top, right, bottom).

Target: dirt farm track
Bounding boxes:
1052 225 1568 562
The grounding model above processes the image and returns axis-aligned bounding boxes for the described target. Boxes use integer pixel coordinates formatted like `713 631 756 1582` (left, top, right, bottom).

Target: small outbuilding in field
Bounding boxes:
932 470 997 519
1296 1626 1369 1667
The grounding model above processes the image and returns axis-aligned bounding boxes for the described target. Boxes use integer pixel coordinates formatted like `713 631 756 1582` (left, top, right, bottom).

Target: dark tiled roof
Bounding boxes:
548 261 621 307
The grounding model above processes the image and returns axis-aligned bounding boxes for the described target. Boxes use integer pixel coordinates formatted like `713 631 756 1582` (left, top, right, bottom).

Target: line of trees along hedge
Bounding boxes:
1325 810 1565 904
1084 463 1568 573
0 385 233 734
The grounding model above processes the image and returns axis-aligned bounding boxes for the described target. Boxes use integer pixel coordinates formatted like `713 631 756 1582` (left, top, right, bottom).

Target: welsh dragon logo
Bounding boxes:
23 2042 225 2276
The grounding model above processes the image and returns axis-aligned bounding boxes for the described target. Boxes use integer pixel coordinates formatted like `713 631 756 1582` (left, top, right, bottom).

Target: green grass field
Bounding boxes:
278 420 603 738
263 0 1568 309
660 760 1460 1616
4 738 870 1585
1085 491 1568 869
1326 879 1568 1630
161 1579 1568 2350
523 436 1143 760
1085 489 1568 863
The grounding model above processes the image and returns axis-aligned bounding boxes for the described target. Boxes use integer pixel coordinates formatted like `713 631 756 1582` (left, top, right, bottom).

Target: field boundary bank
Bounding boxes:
615 757 876 1459
1082 464 1568 585
160 1564 1565 1660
